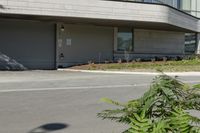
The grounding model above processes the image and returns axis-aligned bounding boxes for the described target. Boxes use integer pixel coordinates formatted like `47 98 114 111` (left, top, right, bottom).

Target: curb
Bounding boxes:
58 69 200 76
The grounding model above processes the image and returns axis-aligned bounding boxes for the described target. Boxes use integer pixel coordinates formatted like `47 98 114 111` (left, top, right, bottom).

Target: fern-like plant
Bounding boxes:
98 74 200 133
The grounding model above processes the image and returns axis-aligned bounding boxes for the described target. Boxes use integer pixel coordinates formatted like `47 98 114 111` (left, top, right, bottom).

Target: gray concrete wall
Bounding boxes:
0 19 55 70
57 24 113 67
114 29 185 61
134 29 185 54
0 0 199 32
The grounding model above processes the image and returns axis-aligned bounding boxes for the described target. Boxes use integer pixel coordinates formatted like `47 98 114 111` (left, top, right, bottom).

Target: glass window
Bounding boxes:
180 0 191 11
178 0 200 17
173 0 179 8
144 0 153 3
117 28 133 52
144 0 179 8
197 0 200 11
128 0 198 17
185 33 197 54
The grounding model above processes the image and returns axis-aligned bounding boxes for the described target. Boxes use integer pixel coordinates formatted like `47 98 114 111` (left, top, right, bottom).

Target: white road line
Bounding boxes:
184 81 200 83
0 80 199 93
0 84 149 93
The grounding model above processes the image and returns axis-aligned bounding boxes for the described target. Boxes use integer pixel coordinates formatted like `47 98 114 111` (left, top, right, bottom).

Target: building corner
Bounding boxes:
197 33 200 55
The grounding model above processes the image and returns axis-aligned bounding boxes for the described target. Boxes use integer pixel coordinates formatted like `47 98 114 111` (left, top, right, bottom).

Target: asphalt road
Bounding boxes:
0 71 199 133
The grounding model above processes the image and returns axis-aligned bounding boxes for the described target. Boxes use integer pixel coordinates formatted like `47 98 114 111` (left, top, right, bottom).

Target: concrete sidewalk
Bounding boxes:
59 69 200 76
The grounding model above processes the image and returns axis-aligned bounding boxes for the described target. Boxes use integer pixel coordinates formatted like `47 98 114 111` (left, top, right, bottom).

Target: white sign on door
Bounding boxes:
66 38 72 46
58 39 62 48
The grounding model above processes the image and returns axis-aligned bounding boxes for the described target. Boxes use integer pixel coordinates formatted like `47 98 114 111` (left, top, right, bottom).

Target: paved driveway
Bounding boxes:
0 71 199 133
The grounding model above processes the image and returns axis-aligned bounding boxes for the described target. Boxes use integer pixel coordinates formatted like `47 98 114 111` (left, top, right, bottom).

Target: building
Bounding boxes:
0 0 200 70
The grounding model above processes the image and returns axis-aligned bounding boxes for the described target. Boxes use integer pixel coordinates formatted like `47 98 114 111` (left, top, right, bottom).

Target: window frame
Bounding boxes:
184 33 197 54
114 27 134 53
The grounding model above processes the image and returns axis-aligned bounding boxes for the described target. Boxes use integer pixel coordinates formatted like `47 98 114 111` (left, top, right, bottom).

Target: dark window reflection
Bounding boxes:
185 33 197 54
117 28 133 52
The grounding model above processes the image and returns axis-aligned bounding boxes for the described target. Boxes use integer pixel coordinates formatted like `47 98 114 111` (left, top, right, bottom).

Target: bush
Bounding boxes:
162 57 168 62
98 74 200 133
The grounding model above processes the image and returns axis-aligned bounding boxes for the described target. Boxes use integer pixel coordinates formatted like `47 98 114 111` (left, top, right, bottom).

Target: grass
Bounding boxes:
71 58 200 72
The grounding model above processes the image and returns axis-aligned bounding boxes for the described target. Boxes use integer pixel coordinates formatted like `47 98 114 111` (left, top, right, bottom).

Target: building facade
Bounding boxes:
0 0 200 70
130 0 200 54
132 0 200 17
180 0 200 17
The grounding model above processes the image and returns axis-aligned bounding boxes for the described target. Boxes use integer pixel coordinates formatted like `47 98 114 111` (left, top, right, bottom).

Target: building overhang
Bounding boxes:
0 0 200 32
0 13 195 33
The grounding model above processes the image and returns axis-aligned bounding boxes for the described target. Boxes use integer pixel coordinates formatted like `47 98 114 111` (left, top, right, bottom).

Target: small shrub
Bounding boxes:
124 51 130 63
136 58 141 62
88 60 94 65
175 56 182 61
188 55 198 60
98 74 200 133
104 60 109 64
117 58 122 64
162 57 167 62
151 58 156 63
154 56 159 61
109 60 114 63
131 60 136 63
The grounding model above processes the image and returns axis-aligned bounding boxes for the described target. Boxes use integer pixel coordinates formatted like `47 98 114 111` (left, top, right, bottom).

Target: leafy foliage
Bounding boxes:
127 111 152 133
98 74 200 133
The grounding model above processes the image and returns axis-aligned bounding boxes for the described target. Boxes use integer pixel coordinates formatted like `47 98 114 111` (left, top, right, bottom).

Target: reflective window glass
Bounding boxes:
117 28 133 52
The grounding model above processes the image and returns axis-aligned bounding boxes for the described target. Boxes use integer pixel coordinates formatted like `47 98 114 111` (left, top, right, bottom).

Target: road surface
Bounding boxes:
0 70 199 133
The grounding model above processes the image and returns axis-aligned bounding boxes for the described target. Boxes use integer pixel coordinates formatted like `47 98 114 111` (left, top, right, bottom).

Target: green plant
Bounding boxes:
98 74 200 133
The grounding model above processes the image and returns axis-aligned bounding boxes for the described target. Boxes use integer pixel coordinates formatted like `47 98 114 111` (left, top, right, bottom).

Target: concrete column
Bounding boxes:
197 33 200 55
56 23 65 68
113 27 118 52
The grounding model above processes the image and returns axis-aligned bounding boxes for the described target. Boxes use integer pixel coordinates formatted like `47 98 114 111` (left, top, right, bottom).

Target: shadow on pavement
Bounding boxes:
29 123 69 133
